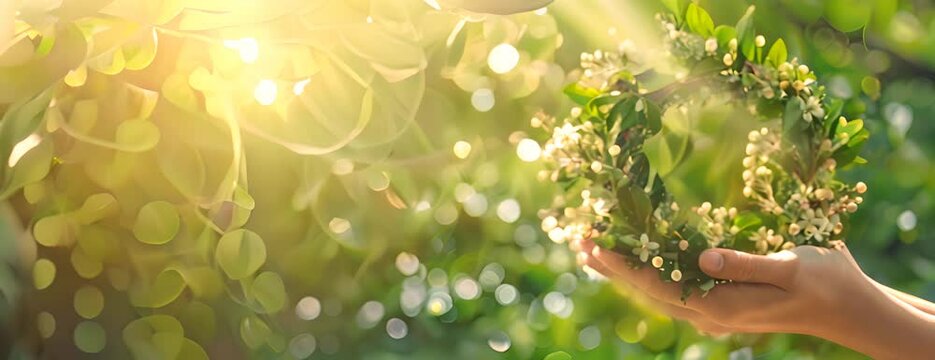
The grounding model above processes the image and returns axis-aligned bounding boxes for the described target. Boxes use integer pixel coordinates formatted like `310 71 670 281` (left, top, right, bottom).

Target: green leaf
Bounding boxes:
0 137 53 199
77 225 119 262
157 140 207 202
735 6 757 61
33 258 56 290
661 0 688 24
732 213 762 231
116 119 161 152
686 3 714 37
74 193 119 225
250 271 287 313
643 108 690 177
34 214 77 247
177 338 209 360
0 25 86 103
714 25 736 49
824 0 871 32
765 38 787 66
129 268 186 308
69 100 99 135
215 229 267 280
123 315 185 360
823 98 845 136
71 247 103 279
563 83 601 106
783 97 805 133
133 201 180 245
87 47 127 75
240 315 272 350
836 119 864 140
123 28 159 71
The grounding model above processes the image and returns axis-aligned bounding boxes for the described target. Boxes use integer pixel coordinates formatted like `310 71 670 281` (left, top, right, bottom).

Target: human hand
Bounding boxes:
573 239 935 359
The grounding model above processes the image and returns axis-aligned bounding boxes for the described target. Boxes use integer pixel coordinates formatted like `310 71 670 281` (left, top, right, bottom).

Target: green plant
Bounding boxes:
534 4 870 298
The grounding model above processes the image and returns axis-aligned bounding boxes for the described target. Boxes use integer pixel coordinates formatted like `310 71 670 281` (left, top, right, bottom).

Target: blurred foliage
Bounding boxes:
0 0 930 359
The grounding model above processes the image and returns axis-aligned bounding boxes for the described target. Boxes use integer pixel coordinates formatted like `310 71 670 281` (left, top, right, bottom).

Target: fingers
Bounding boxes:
699 249 798 289
580 241 689 307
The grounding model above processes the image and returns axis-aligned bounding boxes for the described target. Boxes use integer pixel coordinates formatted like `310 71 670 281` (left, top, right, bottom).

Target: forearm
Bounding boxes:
817 282 935 360
870 278 935 316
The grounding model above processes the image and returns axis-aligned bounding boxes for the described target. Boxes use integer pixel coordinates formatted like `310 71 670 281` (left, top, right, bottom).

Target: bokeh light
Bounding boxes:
488 43 520 74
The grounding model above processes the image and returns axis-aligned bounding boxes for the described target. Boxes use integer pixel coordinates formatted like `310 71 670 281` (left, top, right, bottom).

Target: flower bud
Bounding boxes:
651 256 664 268
788 223 801 235
755 35 766 48
782 242 796 250
590 161 603 172
846 203 858 213
723 53 734 66
797 64 810 76
855 182 867 194
748 130 761 142
608 145 621 156
728 38 738 51
670 269 683 282
743 186 754 197
678 240 689 251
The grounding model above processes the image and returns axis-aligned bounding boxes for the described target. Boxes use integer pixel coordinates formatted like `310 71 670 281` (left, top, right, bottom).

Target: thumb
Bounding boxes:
699 249 797 288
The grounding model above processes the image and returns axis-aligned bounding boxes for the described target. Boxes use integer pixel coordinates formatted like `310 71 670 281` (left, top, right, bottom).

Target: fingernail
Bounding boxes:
700 251 723 272
591 246 601 257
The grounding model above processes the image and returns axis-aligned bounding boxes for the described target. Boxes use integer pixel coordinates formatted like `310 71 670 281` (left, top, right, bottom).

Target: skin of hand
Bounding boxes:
572 238 935 360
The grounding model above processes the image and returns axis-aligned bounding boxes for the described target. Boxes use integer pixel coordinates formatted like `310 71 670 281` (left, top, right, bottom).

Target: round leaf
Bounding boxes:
116 119 161 152
215 229 267 280
123 314 184 360
250 271 286 313
133 201 180 245
33 258 56 290
34 214 76 247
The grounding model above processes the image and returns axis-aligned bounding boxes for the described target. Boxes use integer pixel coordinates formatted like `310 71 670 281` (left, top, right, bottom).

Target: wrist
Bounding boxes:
815 279 935 359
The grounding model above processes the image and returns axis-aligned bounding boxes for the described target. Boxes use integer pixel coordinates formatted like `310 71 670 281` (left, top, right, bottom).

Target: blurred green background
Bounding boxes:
0 0 931 359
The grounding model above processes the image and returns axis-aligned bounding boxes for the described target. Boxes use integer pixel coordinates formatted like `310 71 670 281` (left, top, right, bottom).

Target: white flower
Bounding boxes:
631 233 659 262
796 208 834 242
591 198 611 217
551 123 581 148
802 96 825 123
750 226 782 253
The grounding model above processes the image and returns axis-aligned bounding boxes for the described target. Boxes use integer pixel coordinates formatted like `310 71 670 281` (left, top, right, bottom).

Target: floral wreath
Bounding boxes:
533 4 870 298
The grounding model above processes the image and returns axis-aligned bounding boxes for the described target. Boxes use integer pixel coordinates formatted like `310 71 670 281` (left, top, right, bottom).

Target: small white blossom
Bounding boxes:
631 233 659 262
803 96 825 123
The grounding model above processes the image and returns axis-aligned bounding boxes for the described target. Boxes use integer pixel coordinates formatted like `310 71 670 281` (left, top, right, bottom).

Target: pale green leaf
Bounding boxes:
250 271 287 313
215 229 267 280
133 201 180 245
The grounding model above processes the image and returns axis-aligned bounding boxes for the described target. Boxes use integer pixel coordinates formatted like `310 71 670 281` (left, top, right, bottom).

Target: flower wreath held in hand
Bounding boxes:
533 4 870 299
